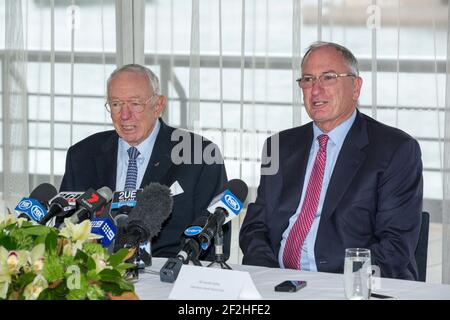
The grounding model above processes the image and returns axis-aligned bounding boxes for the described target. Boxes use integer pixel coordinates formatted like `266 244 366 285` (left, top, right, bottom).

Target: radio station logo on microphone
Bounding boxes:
225 194 241 211
31 205 46 220
87 193 99 203
18 199 33 210
184 226 203 237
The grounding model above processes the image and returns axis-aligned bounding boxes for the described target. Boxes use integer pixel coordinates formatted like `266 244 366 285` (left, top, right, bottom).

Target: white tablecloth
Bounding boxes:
134 257 450 300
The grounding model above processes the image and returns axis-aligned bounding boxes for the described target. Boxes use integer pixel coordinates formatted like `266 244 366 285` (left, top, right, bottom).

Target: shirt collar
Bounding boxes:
118 119 161 159
312 110 356 147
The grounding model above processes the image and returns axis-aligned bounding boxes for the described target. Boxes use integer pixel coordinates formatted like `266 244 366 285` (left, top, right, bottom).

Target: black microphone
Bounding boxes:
124 183 173 248
61 186 113 226
39 196 75 225
197 179 248 250
177 216 208 263
15 183 58 222
121 183 173 269
29 183 58 208
160 216 208 283
109 189 143 218
111 205 134 253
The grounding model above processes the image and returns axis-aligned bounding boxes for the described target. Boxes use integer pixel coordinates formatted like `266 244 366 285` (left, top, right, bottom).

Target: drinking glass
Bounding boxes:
344 248 372 300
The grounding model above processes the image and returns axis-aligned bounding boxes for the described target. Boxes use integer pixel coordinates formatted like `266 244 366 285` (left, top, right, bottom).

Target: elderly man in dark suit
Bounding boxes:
60 64 228 260
239 42 423 280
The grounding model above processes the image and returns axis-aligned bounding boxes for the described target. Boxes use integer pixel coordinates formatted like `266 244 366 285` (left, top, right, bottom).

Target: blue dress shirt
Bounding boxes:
115 120 160 191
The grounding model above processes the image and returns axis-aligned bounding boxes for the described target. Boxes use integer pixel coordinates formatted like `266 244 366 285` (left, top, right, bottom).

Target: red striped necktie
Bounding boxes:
283 134 329 269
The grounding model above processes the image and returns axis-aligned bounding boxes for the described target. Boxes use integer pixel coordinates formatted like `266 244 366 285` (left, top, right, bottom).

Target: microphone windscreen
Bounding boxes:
226 179 248 203
128 183 173 240
29 183 58 204
97 186 113 202
115 214 129 228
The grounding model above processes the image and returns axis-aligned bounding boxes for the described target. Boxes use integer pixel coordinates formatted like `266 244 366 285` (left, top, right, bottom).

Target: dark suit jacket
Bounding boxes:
60 119 228 260
239 110 423 280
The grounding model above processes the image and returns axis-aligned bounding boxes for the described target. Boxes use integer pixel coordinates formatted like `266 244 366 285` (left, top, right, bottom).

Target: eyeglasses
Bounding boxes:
104 96 157 114
296 72 356 89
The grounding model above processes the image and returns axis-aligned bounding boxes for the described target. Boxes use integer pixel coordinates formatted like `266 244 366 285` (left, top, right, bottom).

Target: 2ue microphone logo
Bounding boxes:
87 193 99 203
224 194 241 211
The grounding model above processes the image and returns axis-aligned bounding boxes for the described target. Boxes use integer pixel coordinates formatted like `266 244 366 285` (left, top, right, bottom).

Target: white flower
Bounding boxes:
0 214 28 228
30 244 45 273
5 250 29 274
23 274 48 300
0 281 9 299
59 219 101 242
91 253 111 273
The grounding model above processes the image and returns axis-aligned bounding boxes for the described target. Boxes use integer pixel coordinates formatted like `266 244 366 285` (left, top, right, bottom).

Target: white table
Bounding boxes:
134 258 450 300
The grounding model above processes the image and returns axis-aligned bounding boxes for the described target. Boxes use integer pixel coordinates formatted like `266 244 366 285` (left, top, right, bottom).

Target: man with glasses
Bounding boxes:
60 64 228 260
239 42 423 280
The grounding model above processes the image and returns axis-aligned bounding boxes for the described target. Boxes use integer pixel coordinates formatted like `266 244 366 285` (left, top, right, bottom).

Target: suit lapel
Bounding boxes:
278 124 313 213
141 119 173 186
321 111 369 221
95 131 118 190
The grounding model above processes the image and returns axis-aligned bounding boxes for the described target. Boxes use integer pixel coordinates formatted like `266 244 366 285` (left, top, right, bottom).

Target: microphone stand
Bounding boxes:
207 222 231 270
124 241 152 280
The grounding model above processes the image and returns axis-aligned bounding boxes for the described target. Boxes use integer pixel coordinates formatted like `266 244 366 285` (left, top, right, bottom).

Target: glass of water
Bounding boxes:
344 248 372 300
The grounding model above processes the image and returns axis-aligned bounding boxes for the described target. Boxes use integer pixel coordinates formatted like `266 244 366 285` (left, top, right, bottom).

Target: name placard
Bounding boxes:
168 265 261 300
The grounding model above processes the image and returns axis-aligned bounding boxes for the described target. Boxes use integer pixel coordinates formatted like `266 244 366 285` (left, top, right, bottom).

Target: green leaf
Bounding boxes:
116 278 134 292
115 262 137 275
45 231 58 253
86 255 96 271
100 282 122 296
38 283 67 300
98 269 122 282
0 236 17 250
21 225 51 236
87 269 100 281
16 272 37 289
74 249 89 264
107 248 130 267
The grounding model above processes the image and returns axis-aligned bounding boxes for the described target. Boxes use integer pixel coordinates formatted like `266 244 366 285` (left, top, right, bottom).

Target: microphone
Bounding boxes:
29 183 59 207
39 196 75 226
109 189 143 218
53 191 84 207
90 218 117 248
124 183 173 248
197 179 248 250
122 183 173 268
63 186 113 225
15 183 58 222
160 216 207 283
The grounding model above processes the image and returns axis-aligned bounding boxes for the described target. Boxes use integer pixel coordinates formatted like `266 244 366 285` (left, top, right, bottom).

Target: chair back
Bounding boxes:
415 211 430 282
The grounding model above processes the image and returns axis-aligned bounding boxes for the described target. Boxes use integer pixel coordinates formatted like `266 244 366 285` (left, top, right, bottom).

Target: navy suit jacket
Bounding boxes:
239 110 423 280
60 119 228 260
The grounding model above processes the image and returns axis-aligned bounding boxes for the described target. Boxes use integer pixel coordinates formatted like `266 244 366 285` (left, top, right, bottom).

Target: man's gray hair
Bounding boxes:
301 41 359 76
107 63 161 95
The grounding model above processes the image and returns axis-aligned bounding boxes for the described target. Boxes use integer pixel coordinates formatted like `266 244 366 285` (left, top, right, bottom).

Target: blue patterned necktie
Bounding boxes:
125 146 140 190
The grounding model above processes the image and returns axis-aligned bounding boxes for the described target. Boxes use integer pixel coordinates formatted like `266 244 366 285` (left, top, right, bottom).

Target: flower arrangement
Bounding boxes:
0 214 138 300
